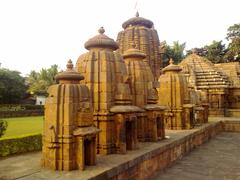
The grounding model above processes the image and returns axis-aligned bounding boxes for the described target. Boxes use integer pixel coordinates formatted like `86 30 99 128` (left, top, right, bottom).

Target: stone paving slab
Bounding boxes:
150 132 240 180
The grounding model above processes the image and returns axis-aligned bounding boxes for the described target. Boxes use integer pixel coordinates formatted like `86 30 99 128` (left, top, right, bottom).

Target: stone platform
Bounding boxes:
0 118 239 180
150 132 240 180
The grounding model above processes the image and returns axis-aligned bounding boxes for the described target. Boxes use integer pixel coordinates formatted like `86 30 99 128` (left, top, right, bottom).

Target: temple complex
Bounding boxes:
117 12 162 80
40 13 240 175
42 60 100 170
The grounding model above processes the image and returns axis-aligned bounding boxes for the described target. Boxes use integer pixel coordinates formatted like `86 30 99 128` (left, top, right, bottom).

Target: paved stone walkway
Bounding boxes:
150 132 240 180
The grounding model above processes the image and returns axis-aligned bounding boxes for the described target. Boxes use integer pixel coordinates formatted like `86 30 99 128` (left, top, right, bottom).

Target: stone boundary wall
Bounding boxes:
112 123 223 180
90 121 239 180
222 120 240 132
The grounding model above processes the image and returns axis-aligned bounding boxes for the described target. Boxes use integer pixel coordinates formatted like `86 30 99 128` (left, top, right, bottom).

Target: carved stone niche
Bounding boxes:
110 105 143 154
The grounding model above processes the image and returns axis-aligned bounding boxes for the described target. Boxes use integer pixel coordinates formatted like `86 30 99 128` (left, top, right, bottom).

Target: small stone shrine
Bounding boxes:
157 59 195 129
122 45 165 141
42 60 100 170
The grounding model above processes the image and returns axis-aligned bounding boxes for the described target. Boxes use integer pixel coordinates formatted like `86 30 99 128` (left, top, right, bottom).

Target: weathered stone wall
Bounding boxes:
109 123 222 180
222 120 240 132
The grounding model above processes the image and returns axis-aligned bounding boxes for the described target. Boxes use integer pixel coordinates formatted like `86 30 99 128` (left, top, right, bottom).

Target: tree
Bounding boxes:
204 40 226 63
160 41 186 67
27 65 59 95
0 119 8 137
0 68 27 104
186 48 207 57
226 23 240 40
225 23 240 61
186 41 226 64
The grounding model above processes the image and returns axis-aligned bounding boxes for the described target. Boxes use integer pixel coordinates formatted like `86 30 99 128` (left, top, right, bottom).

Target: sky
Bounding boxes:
0 0 240 76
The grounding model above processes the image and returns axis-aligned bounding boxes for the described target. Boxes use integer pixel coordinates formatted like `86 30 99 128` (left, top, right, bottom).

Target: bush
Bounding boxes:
0 104 44 111
0 119 8 137
0 133 42 157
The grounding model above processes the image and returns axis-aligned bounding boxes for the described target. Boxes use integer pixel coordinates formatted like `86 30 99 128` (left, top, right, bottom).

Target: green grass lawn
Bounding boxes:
0 116 43 138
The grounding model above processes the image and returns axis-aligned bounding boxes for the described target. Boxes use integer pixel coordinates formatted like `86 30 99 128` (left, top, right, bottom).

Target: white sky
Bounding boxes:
0 0 239 76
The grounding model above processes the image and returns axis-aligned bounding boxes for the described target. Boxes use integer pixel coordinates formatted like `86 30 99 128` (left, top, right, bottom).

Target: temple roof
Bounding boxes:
84 27 118 50
162 59 182 73
55 59 84 82
122 45 146 59
122 12 154 29
179 54 230 89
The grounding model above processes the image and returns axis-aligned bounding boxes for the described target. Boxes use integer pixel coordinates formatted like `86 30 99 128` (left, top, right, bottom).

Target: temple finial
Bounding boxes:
136 11 139 17
98 27 105 34
67 59 73 70
169 58 174 65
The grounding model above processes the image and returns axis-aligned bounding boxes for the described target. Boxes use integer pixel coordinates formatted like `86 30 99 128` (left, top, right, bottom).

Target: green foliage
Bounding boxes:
186 41 226 64
27 64 59 95
226 23 240 40
0 104 43 112
225 24 240 61
204 41 226 63
160 41 186 67
0 133 42 157
186 48 207 56
186 23 240 63
0 68 27 104
0 119 8 137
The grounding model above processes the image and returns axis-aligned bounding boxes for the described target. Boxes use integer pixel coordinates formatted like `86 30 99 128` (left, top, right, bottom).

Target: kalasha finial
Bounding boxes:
98 27 105 34
67 59 73 70
136 11 139 17
169 58 174 65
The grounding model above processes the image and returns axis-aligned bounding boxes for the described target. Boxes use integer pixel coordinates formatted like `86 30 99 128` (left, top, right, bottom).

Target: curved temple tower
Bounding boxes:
158 59 195 129
122 45 165 141
76 27 143 154
117 12 162 80
42 60 100 171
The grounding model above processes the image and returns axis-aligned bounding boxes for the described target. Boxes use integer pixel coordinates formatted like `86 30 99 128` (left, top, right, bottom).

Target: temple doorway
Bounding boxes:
84 139 91 165
126 121 134 150
156 117 163 138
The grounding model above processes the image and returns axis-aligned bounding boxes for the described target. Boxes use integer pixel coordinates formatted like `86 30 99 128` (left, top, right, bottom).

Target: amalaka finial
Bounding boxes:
169 58 174 65
67 59 73 70
98 27 105 34
136 11 139 17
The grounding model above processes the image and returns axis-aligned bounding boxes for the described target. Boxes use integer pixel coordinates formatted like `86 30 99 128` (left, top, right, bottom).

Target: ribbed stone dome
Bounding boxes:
55 59 84 82
84 27 118 50
122 45 146 59
122 12 153 29
162 59 182 73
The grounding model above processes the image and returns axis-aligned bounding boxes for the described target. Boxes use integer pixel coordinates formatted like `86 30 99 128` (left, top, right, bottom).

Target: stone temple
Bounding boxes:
41 12 240 174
